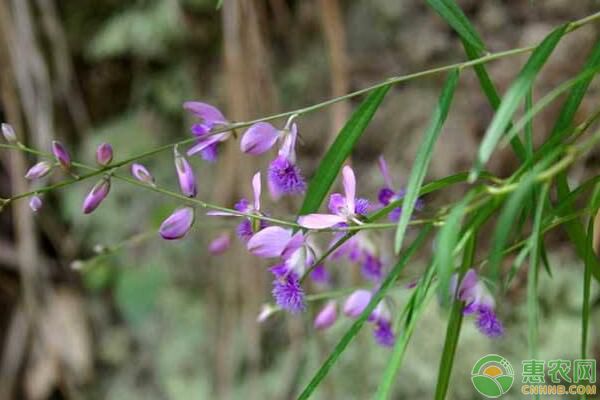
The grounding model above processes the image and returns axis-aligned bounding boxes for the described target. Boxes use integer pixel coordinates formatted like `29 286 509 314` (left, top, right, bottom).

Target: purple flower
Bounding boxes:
451 269 504 338
131 163 155 185
209 233 231 255
272 272 305 314
25 161 53 180
174 147 197 197
310 264 330 284
343 289 372 318
240 122 280 155
314 301 338 330
2 123 17 144
208 172 267 241
82 177 111 214
362 253 383 282
29 195 42 212
298 165 370 229
329 231 384 282
377 156 423 222
184 101 231 162
96 143 113 166
159 207 195 240
52 141 71 170
267 123 306 199
373 319 395 347
476 306 504 338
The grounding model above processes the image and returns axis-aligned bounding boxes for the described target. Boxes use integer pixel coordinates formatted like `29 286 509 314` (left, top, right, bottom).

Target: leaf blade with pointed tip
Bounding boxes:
426 0 486 53
394 70 460 253
297 85 390 217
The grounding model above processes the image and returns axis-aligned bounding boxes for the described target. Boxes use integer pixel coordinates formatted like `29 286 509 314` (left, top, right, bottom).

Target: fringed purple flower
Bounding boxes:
451 269 504 338
272 272 305 314
159 207 195 240
298 165 369 229
25 161 53 180
82 177 111 214
52 141 71 170
96 143 113 166
174 147 197 197
131 163 155 185
373 319 395 347
314 301 337 330
208 172 268 241
2 123 17 144
377 156 424 222
362 254 383 282
184 101 231 162
268 156 306 198
29 195 42 212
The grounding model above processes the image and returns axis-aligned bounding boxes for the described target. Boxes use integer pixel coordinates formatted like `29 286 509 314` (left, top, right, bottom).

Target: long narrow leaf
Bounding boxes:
426 0 486 53
470 24 568 181
394 70 460 253
296 226 432 400
298 85 390 216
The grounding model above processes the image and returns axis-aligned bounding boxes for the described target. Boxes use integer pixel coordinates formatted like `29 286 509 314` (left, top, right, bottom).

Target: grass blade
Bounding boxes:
296 226 432 400
426 0 486 53
470 24 568 181
394 70 460 253
434 234 476 400
298 85 390 216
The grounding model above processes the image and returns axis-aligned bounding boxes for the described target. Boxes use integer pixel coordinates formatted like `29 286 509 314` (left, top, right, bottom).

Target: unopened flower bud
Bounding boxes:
314 301 338 330
174 147 197 197
209 233 231 255
82 177 111 214
96 143 113 166
131 163 155 185
343 289 372 318
52 141 71 170
2 123 17 144
159 207 195 240
25 161 53 180
29 195 42 212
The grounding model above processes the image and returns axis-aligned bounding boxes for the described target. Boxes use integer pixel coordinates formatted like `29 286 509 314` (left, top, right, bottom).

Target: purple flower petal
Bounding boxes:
29 195 42 212
2 123 17 144
267 156 306 199
25 161 53 180
281 231 305 260
159 207 195 240
186 132 229 157
343 289 372 318
328 193 346 214
278 123 298 161
476 306 504 338
298 214 346 229
52 141 71 170
272 272 305 314
373 319 395 347
342 166 356 214
378 155 394 189
252 172 261 211
131 163 155 185
247 226 292 258
183 101 227 126
96 143 113 166
240 122 279 155
310 264 330 284
378 187 395 206
175 148 197 198
314 301 337 330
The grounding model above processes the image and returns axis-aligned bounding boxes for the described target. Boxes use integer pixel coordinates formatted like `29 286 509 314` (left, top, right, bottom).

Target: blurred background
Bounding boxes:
0 0 599 399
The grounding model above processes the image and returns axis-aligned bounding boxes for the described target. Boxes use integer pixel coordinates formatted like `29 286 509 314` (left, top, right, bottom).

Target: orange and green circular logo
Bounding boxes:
471 354 515 398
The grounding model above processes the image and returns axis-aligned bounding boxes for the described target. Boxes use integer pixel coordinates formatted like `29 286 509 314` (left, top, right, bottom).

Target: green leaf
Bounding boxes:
435 191 475 304
434 235 476 400
394 70 460 253
470 24 568 181
296 226 432 400
426 0 486 53
527 184 550 359
582 184 600 358
297 85 390 216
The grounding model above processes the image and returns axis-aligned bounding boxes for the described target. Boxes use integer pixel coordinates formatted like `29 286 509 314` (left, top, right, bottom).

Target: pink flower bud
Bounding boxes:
131 163 155 185
82 177 111 214
159 207 195 240
343 289 372 318
52 141 71 170
29 195 42 212
209 233 231 255
25 161 53 180
96 143 113 166
314 301 338 330
2 123 17 144
174 148 197 197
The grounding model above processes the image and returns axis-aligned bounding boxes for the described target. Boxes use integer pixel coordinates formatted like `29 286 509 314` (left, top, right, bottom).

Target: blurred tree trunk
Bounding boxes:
212 1 278 399
318 0 350 140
